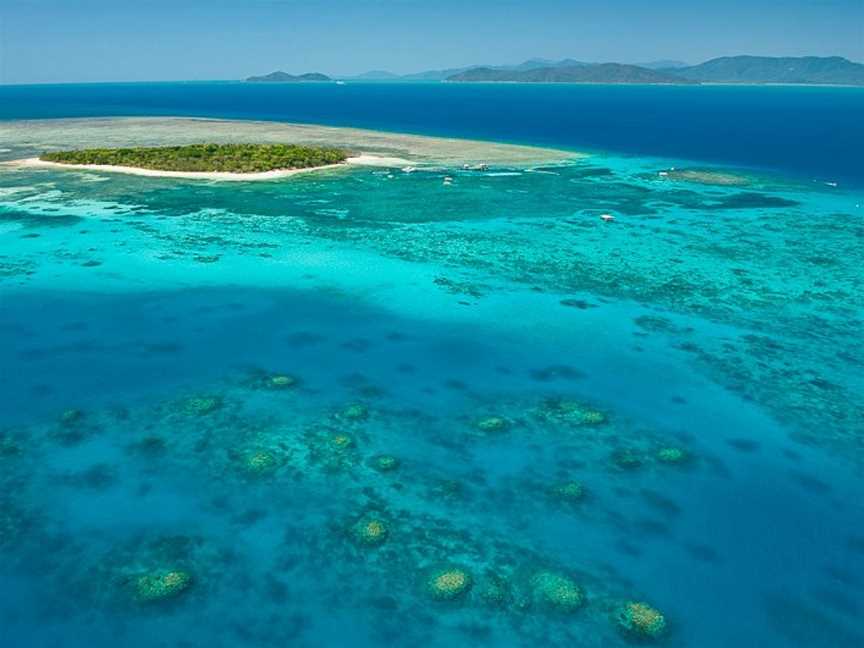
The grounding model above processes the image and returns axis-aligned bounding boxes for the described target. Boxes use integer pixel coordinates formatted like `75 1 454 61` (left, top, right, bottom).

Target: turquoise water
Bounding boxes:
1 104 863 646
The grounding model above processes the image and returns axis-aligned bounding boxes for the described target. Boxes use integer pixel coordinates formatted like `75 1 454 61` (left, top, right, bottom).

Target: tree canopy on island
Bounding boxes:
41 143 349 173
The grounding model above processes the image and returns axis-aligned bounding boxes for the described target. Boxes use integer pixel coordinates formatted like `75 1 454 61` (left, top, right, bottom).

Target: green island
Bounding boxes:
40 143 350 173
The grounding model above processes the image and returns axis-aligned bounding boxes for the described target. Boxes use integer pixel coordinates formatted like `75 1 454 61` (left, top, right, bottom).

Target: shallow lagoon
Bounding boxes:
1 118 863 647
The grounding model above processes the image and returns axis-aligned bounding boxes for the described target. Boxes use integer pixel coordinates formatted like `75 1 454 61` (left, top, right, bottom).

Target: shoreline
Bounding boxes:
3 153 414 181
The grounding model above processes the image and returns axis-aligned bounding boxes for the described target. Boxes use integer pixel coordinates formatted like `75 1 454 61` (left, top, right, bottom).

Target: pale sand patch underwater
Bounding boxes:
0 117 581 168
5 154 411 182
658 168 751 186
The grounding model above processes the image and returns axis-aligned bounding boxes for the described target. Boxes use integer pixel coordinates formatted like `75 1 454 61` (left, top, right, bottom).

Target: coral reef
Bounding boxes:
611 449 643 470
350 515 390 547
656 168 750 186
478 573 510 607
370 454 400 472
339 403 369 421
538 399 607 426
133 569 192 603
302 425 362 473
330 433 355 450
239 449 280 476
425 566 473 601
0 435 21 457
616 601 667 639
475 416 510 433
60 408 84 425
549 481 585 503
267 374 298 389
182 396 221 416
427 479 465 502
656 447 689 464
529 570 585 613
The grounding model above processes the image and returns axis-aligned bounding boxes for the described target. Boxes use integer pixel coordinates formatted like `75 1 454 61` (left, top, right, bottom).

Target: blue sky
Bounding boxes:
1 0 862 83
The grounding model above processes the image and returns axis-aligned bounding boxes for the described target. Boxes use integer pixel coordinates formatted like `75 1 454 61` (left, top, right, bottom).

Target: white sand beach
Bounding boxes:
4 153 414 182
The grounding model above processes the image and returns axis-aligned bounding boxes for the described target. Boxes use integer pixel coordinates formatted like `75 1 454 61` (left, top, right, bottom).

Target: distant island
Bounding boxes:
346 55 864 86
446 63 696 84
246 71 332 83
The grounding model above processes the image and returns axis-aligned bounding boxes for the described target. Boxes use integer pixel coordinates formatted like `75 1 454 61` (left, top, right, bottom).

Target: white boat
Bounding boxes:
600 213 615 222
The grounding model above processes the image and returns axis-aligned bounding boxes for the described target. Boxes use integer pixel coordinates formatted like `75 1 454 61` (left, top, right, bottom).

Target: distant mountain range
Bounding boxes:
659 56 864 85
246 71 332 83
447 63 695 85
338 56 864 85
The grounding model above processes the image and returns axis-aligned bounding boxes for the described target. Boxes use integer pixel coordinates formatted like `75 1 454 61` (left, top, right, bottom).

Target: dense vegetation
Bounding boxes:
41 143 349 173
446 64 696 84
662 56 864 85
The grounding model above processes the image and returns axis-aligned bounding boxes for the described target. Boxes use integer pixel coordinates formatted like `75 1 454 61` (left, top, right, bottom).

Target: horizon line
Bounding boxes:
3 53 862 87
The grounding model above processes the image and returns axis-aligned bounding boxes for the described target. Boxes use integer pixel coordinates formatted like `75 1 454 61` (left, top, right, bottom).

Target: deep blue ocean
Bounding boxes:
0 84 863 647
1 81 863 185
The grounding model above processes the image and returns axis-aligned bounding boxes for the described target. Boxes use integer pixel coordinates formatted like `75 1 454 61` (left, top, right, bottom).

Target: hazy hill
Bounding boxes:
400 66 479 81
637 60 689 70
666 56 864 85
351 70 400 80
246 71 332 83
447 63 695 84
512 58 591 70
395 58 591 81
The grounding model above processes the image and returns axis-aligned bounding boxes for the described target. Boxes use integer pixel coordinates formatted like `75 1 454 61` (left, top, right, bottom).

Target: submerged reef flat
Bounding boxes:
0 349 861 647
0 117 577 169
0 377 706 647
1 116 863 648
654 168 751 186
